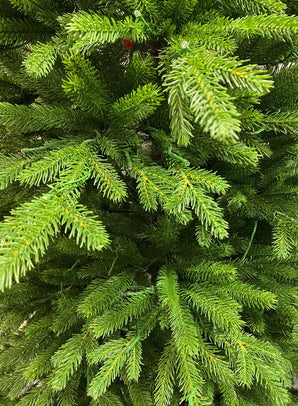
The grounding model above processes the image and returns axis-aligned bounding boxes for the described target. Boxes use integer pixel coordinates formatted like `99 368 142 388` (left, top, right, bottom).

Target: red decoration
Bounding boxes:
123 39 134 50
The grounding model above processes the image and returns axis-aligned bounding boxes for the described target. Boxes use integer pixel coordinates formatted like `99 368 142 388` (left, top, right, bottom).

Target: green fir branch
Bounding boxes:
163 52 242 144
181 282 243 332
220 0 287 15
0 103 88 133
17 144 84 187
62 53 111 116
23 41 57 78
109 84 163 128
64 12 148 53
88 151 128 202
0 153 28 189
0 17 52 46
50 332 92 391
77 272 135 318
154 341 176 406
157 267 200 354
227 14 298 42
89 288 155 337
165 167 229 237
0 194 62 289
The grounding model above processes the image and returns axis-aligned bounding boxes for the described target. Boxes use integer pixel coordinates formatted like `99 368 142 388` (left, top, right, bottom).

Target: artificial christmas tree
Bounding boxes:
0 0 297 405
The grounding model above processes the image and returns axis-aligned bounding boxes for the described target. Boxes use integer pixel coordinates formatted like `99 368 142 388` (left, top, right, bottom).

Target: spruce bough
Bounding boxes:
0 0 297 405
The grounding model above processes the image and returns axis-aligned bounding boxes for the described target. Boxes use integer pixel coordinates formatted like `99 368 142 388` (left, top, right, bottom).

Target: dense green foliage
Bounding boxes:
0 0 297 405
